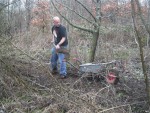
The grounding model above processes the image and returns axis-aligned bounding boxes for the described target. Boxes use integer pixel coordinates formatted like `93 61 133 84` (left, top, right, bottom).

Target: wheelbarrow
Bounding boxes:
55 47 122 85
65 57 121 85
78 60 121 84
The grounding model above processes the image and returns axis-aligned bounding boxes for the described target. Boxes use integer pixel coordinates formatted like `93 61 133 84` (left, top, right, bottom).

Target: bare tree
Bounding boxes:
135 0 150 47
25 0 33 31
147 0 150 47
131 0 150 106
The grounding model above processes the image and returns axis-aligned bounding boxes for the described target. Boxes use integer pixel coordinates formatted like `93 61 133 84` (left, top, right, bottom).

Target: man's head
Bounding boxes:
53 16 60 26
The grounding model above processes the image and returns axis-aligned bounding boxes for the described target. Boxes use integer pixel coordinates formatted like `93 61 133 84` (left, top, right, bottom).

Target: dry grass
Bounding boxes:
0 26 149 113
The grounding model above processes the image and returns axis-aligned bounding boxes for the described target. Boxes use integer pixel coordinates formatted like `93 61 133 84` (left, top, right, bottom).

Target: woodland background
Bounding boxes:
1 0 150 113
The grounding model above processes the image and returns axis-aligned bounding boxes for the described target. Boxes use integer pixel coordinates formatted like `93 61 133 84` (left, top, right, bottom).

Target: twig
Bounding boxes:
98 101 146 113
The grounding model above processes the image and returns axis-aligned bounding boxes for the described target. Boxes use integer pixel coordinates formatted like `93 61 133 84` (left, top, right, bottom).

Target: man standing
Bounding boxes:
50 16 68 79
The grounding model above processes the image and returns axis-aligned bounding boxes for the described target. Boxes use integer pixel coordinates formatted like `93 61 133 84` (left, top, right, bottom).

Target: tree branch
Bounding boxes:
55 0 96 26
75 0 97 22
51 0 94 33
135 0 150 34
0 1 18 12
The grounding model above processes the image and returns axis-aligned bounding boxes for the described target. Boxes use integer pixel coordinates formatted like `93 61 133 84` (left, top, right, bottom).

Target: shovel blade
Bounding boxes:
56 48 70 60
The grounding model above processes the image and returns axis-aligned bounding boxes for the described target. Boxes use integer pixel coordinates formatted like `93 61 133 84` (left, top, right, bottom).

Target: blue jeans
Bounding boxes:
50 47 67 76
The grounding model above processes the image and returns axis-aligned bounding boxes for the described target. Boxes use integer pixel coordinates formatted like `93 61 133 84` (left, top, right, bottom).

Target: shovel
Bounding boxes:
53 43 70 60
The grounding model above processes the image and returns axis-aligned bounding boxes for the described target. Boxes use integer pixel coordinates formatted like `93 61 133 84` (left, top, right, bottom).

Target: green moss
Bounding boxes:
141 36 147 47
114 51 129 59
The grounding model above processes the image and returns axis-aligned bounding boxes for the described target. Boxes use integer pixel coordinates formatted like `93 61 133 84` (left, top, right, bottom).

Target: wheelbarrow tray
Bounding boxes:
79 60 117 73
79 63 104 73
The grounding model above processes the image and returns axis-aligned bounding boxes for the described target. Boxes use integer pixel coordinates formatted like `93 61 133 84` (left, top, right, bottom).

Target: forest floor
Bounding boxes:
0 56 150 113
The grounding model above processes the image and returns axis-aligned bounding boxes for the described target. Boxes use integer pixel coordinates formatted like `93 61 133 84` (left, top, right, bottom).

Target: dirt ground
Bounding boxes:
0 57 150 113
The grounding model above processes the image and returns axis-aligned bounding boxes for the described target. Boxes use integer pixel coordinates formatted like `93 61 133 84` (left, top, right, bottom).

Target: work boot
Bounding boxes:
60 75 67 79
60 74 67 79
51 68 58 75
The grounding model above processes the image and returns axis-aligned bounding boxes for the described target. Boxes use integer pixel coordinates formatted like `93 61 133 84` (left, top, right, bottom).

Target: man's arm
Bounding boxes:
58 37 66 46
55 37 66 49
51 35 55 43
51 26 56 43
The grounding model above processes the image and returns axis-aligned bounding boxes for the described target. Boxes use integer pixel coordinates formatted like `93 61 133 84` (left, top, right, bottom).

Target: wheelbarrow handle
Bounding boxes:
66 60 84 74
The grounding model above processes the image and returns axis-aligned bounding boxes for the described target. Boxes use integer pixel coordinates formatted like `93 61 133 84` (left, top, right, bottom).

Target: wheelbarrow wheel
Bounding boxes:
106 69 119 85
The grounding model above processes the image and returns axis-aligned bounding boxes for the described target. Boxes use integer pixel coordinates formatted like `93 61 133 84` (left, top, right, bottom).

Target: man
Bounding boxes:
50 16 68 79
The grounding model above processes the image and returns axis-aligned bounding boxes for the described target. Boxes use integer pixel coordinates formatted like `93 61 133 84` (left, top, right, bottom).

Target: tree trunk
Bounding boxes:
135 0 150 47
88 0 101 62
148 0 150 47
131 0 150 105
89 29 99 62
25 0 31 31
